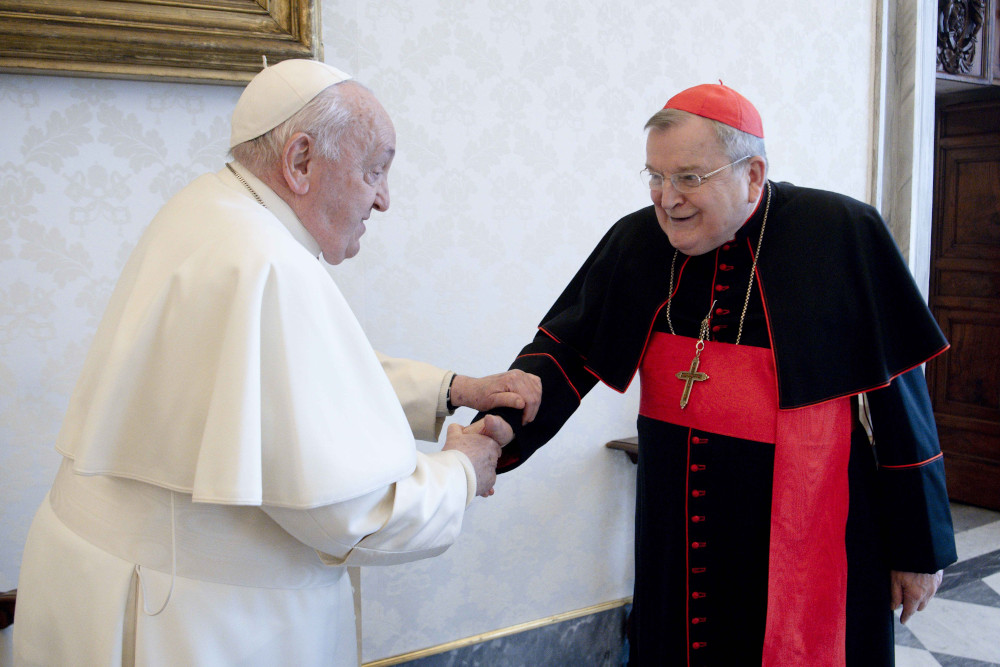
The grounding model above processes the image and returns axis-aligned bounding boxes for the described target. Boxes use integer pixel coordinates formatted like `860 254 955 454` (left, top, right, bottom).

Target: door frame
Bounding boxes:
869 0 936 296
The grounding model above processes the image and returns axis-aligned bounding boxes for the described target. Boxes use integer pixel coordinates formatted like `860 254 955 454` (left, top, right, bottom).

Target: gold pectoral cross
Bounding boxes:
675 303 715 409
676 353 709 409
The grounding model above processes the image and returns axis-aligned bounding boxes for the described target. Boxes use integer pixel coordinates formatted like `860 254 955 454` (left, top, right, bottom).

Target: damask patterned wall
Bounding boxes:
0 0 875 662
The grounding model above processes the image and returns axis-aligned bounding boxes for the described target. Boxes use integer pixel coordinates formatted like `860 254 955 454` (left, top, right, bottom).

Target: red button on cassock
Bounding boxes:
691 541 707 549
691 617 707 625
692 490 706 497
691 515 705 523
693 642 708 649
691 437 708 444
716 308 730 315
715 284 729 292
691 567 707 574
692 592 707 599
690 464 706 471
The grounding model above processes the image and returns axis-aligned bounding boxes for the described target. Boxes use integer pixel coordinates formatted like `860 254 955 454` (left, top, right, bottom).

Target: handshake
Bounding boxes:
441 369 542 497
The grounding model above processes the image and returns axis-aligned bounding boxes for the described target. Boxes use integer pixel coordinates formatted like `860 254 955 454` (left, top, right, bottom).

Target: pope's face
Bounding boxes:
300 93 395 265
646 116 759 256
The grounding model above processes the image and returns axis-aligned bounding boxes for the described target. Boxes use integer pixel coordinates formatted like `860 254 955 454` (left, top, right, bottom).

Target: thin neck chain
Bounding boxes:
665 181 772 346
226 163 267 209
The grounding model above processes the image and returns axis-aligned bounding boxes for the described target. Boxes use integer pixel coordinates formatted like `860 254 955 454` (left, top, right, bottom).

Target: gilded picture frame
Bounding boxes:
0 0 322 85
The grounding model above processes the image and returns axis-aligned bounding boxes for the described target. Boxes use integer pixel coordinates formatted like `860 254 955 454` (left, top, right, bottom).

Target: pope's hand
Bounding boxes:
443 421 502 497
450 370 542 425
891 569 943 624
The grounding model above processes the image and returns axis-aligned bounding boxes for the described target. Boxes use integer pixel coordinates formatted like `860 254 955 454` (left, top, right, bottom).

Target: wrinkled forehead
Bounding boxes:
645 116 728 169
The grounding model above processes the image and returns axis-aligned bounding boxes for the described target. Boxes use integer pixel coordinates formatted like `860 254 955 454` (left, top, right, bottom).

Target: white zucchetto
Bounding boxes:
229 59 352 148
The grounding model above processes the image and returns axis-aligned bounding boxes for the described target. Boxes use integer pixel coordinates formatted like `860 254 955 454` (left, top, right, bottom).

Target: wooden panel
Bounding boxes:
937 268 1000 299
935 144 1000 260
930 92 1000 510
943 455 1000 508
954 159 1000 246
939 97 1000 138
929 309 1000 417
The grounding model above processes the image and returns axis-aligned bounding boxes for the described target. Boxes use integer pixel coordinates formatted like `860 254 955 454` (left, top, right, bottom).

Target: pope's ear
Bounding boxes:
746 156 767 203
281 133 314 196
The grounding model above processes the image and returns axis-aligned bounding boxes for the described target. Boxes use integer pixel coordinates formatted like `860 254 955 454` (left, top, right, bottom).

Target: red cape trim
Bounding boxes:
515 352 582 403
880 452 944 469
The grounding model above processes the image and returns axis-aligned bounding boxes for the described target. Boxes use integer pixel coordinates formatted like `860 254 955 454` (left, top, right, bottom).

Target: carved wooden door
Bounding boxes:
927 90 1000 511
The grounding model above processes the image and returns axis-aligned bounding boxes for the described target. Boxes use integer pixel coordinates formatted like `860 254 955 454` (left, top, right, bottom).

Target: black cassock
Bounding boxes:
485 181 957 666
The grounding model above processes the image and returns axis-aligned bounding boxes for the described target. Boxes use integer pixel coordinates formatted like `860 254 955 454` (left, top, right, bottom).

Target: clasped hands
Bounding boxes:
441 370 542 497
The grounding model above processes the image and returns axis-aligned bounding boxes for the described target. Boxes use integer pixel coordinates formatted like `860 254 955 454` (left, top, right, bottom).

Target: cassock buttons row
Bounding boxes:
688 440 710 655
716 245 736 299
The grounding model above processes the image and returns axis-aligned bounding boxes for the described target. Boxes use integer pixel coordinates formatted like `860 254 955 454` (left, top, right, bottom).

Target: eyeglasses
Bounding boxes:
641 155 752 193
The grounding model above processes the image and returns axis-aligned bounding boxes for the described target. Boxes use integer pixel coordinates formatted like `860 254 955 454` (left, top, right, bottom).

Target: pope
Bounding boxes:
13 59 540 666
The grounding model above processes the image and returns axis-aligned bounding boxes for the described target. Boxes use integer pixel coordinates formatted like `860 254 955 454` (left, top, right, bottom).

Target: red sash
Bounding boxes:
639 332 850 667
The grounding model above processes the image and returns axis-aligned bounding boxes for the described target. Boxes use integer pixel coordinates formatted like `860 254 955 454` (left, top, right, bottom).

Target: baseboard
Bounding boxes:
363 597 632 667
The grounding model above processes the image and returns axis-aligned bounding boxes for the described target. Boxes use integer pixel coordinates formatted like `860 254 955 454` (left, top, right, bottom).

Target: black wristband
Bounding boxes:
446 374 457 412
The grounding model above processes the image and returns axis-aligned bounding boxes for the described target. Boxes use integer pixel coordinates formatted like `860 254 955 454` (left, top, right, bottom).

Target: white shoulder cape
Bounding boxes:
56 166 416 509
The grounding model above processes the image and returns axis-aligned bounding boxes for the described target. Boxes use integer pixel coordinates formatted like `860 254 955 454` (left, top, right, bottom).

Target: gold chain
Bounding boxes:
226 163 267 209
665 181 772 345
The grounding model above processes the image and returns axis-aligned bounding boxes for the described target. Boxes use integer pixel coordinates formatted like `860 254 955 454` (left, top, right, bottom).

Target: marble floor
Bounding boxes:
894 502 1000 667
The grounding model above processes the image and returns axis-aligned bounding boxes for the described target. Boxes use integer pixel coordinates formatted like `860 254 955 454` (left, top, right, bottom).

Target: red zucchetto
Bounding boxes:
663 82 764 138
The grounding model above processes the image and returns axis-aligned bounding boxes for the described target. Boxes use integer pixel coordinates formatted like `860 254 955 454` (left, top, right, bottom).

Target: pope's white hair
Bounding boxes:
230 80 370 172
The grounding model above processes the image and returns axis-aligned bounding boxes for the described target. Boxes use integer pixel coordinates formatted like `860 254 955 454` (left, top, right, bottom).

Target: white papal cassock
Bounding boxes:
14 163 475 666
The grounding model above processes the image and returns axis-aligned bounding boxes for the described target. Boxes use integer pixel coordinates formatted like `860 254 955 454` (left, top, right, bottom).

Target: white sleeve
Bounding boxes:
375 351 453 442
262 450 477 567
